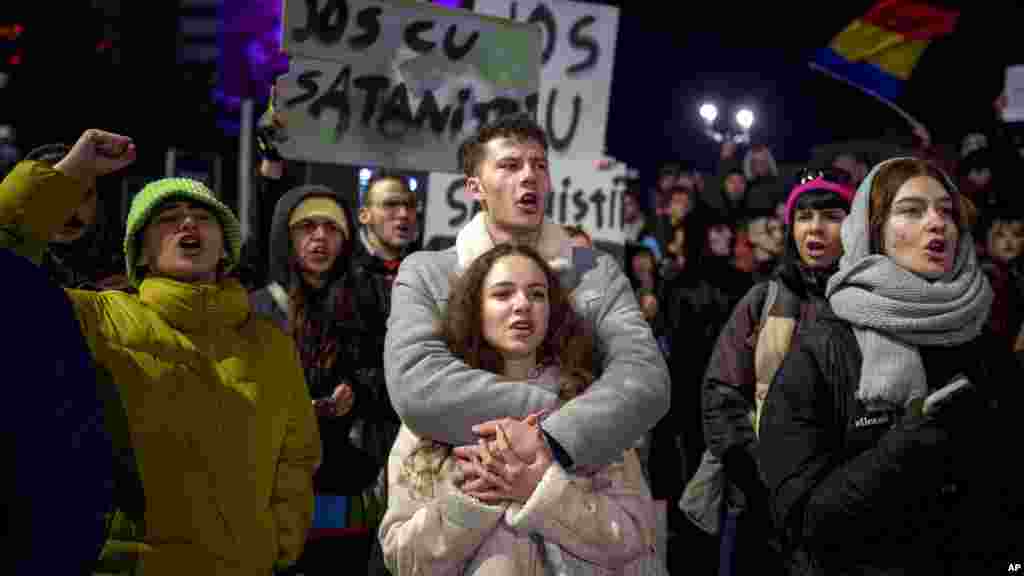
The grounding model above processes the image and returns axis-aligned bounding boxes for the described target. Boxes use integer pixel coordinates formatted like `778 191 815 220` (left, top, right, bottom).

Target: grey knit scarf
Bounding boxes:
826 158 993 408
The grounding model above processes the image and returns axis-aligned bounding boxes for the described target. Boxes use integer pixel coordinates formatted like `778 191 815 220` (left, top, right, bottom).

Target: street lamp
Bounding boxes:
735 108 755 132
699 103 718 125
698 100 757 144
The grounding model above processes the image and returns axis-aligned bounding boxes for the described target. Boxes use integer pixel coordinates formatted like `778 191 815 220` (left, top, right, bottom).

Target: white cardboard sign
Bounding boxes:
275 0 542 172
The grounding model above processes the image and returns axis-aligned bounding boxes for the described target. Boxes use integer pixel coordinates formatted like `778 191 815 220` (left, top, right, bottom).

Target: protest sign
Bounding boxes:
275 0 541 172
423 158 626 249
473 0 619 160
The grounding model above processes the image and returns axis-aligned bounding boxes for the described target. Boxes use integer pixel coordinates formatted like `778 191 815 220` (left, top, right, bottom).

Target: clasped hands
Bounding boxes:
452 411 554 504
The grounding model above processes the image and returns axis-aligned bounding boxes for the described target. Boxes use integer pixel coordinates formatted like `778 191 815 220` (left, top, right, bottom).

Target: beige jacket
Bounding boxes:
380 368 657 576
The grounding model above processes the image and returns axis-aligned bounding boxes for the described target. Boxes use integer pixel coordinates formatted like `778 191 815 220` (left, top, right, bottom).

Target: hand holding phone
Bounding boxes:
923 374 973 417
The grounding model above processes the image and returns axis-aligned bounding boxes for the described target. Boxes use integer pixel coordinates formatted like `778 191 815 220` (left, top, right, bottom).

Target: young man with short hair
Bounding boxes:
385 114 669 490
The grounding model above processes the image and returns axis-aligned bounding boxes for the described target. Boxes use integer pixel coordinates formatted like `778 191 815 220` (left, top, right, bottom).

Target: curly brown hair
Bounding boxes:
442 243 595 401
398 245 595 498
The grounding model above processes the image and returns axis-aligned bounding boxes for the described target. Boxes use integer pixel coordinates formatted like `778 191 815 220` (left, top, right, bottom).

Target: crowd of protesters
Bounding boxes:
3 83 1023 576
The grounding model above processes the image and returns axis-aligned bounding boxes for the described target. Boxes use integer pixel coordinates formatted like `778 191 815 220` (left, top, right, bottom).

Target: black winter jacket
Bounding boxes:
758 305 1017 575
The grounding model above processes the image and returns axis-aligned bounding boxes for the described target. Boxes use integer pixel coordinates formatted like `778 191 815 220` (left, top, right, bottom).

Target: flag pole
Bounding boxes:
809 62 927 134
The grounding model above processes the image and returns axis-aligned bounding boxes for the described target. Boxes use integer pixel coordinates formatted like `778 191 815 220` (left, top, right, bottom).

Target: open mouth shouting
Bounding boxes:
178 234 202 256
509 318 535 338
516 192 540 214
924 238 947 263
62 216 85 233
307 243 330 262
393 222 413 238
805 238 827 258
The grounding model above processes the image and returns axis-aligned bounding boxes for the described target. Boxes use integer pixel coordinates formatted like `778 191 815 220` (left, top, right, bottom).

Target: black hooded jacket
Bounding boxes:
758 302 1016 575
755 199 1017 573
249 184 379 494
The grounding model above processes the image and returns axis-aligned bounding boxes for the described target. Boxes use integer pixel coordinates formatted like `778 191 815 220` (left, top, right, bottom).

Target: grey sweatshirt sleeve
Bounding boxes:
385 250 670 470
541 253 670 469
384 252 561 447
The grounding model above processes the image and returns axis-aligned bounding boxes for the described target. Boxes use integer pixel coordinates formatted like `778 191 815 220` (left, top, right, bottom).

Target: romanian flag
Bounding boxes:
811 1 959 121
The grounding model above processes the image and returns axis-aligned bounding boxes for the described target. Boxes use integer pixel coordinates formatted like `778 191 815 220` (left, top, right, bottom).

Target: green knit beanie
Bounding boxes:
123 178 242 286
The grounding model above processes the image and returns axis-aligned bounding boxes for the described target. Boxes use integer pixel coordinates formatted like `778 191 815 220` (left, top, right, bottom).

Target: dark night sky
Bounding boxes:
4 1 1019 190
601 1 1021 186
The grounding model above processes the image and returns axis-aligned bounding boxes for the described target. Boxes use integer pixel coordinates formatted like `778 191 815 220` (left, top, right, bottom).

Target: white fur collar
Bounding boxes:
455 212 573 273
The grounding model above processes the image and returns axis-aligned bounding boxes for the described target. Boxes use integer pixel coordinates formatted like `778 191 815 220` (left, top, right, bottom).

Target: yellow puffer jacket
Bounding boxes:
0 161 321 575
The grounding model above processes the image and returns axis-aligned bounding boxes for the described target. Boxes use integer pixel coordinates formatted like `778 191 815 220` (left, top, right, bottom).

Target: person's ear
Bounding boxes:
466 176 484 203
358 206 371 225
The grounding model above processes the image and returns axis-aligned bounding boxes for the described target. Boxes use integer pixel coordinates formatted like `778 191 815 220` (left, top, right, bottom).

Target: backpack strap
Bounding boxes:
761 280 780 333
753 280 796 436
